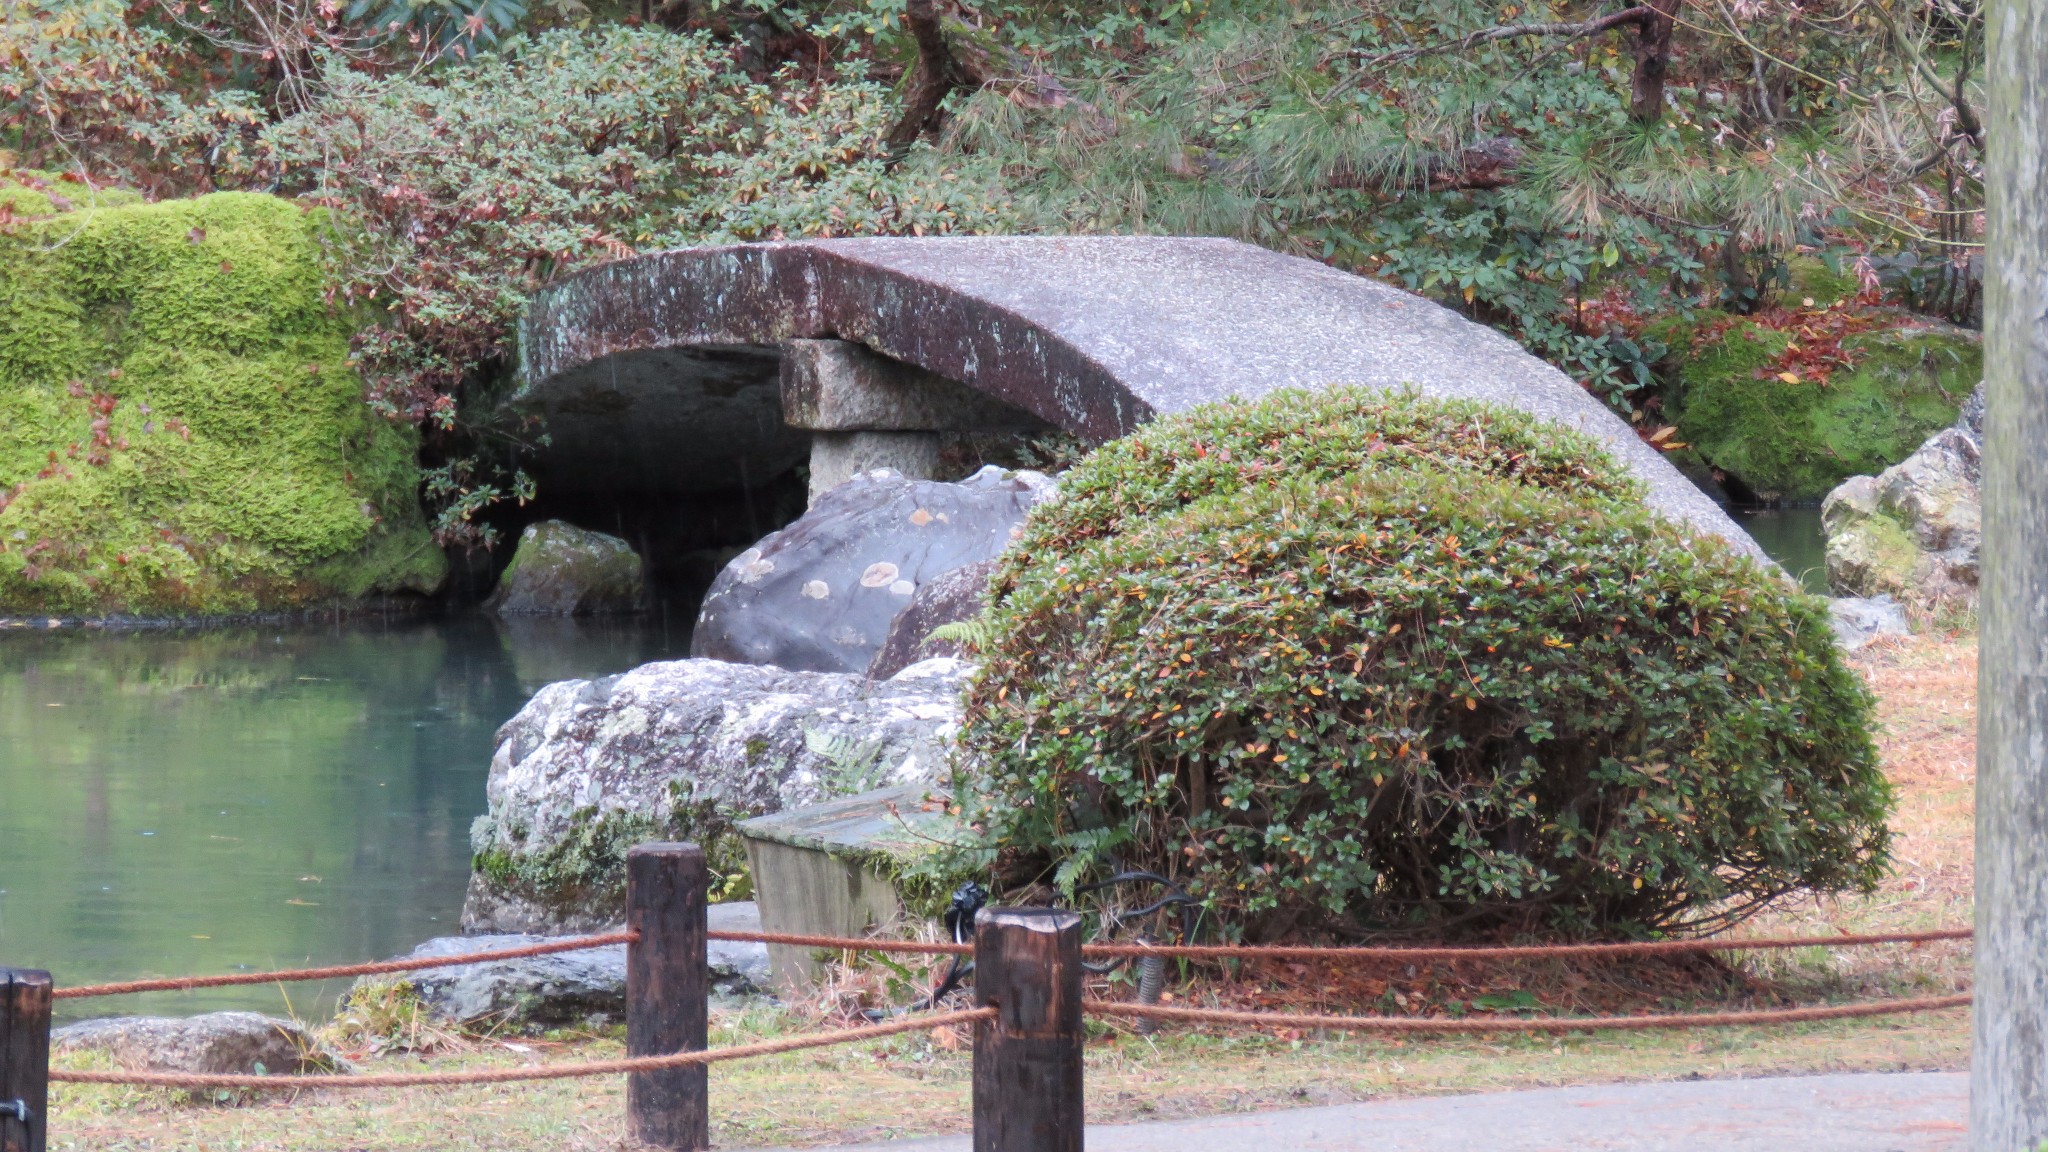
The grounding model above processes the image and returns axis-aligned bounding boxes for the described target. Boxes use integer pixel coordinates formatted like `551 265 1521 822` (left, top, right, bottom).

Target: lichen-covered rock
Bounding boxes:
1667 317 1979 502
361 903 770 1028
487 521 644 616
692 466 1055 674
1822 388 1982 609
464 656 970 933
1828 595 1911 652
866 557 995 679
52 1012 345 1075
0 180 444 615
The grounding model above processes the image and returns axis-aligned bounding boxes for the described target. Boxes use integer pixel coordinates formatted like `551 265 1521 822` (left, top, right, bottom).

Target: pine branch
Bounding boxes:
1353 6 1659 68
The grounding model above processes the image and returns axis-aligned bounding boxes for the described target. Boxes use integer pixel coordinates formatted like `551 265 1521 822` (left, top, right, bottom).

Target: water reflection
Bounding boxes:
0 613 688 1021
1728 505 1831 596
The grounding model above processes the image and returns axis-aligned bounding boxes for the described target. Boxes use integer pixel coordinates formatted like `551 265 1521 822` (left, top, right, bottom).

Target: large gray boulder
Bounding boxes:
362 904 771 1030
487 520 645 616
692 466 1055 674
464 656 970 934
53 1012 344 1075
866 557 996 679
1822 386 1982 609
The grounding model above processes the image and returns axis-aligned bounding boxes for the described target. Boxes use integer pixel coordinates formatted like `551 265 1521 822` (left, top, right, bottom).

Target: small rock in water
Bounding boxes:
53 1011 346 1075
486 520 645 616
368 903 772 1030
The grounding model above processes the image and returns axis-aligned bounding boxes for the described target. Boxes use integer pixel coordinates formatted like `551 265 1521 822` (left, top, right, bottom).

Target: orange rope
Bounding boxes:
53 933 637 1000
1078 927 1974 962
50 1008 994 1090
1083 994 1972 1033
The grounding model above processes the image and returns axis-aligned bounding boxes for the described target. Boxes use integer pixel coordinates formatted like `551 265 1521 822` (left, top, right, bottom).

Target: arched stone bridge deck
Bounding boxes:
517 236 1754 552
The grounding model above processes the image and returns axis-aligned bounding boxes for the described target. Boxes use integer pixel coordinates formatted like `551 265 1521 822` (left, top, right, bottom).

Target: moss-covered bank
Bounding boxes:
0 179 444 615
1659 313 1979 503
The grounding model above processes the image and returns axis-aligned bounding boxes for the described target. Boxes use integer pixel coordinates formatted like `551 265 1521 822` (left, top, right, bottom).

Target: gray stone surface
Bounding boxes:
367 904 771 1028
780 338 1048 432
694 466 1054 675
487 520 645 616
867 557 995 679
1830 594 1912 651
808 435 945 500
516 237 1760 558
463 657 970 933
1823 385 1983 607
53 1012 344 1075
752 1071 1964 1152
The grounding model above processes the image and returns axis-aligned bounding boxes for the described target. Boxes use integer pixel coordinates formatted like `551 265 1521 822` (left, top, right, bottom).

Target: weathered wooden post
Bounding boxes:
626 843 709 1150
1977 5 2048 1148
0 969 51 1152
972 907 1083 1152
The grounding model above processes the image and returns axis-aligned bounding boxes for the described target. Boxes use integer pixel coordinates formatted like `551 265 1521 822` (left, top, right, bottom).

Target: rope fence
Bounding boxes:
47 1008 995 1091
47 926 1974 1002
0 840 1979 1152
1082 993 1973 1034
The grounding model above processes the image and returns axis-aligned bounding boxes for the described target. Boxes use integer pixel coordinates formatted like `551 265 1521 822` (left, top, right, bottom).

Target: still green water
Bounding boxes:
1728 505 1830 595
0 614 689 1021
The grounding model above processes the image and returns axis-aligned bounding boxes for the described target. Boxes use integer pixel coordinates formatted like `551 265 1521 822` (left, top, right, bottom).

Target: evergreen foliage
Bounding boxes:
960 389 1890 938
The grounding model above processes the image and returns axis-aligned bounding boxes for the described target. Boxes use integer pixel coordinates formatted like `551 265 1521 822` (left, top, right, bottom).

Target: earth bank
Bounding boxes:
0 178 443 616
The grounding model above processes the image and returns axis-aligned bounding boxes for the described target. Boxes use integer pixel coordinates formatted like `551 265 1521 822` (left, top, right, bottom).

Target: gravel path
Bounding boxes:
744 1071 1965 1152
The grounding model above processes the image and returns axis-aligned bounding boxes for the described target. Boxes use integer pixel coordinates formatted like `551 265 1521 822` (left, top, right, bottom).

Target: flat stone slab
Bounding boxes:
747 1071 1963 1152
519 237 1757 556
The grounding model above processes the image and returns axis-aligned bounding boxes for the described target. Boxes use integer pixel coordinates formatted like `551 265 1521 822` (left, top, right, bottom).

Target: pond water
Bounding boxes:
1728 505 1830 595
0 613 689 1022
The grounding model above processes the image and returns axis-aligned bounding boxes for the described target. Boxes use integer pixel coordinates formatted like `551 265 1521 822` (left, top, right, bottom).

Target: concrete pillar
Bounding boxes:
778 338 1048 503
1974 5 2048 1147
807 431 945 502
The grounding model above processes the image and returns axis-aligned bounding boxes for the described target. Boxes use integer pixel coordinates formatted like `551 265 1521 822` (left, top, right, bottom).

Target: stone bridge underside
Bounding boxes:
515 235 1755 553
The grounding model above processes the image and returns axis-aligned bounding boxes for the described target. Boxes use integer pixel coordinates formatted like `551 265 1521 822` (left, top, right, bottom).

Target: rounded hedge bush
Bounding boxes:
959 388 1889 939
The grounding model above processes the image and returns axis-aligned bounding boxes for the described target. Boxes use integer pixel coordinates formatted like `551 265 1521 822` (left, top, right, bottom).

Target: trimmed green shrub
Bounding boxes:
960 389 1889 939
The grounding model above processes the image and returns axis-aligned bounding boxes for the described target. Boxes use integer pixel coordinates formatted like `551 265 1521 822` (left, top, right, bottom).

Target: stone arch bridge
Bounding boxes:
515 236 1752 553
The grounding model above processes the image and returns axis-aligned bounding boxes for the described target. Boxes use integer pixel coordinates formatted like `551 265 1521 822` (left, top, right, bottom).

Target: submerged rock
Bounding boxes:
53 1012 345 1075
464 657 970 934
693 466 1055 674
363 903 771 1029
1822 385 1982 610
487 521 645 616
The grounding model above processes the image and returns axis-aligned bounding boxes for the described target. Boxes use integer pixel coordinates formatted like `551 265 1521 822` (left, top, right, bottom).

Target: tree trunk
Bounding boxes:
1974 3 2048 1148
1627 0 1681 124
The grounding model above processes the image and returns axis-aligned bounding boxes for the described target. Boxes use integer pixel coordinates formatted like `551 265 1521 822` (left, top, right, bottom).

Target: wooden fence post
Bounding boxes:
972 907 1083 1152
626 843 708 1151
0 969 51 1152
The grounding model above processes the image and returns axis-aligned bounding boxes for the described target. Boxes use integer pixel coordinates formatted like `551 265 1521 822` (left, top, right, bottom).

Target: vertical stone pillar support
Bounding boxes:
1975 5 2048 1147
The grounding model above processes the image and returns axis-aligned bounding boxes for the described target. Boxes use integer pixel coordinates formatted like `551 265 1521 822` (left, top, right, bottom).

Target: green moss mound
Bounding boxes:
1670 318 1977 502
0 183 444 615
961 389 1889 939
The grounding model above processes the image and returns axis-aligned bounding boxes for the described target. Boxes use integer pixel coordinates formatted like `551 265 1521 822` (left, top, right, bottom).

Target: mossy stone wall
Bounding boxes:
0 183 443 615
1666 317 1978 502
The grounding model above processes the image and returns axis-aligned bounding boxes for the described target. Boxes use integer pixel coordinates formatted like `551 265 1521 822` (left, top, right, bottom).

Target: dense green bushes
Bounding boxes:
960 389 1889 939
